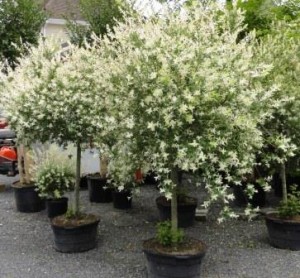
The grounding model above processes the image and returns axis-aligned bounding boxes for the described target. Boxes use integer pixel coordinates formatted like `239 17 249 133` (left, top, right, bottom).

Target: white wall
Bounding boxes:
43 22 69 40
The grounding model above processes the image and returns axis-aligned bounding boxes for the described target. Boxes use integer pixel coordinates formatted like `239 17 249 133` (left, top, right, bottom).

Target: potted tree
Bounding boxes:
1 38 112 252
66 0 131 205
0 0 46 213
254 19 300 249
33 145 76 218
92 2 277 276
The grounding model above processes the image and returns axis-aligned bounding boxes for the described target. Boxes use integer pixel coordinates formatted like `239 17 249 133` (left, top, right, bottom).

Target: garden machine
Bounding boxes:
0 118 18 176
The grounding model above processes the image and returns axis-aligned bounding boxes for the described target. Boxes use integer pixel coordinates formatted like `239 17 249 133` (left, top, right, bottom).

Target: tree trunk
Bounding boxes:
170 168 179 233
17 146 33 184
17 145 25 184
280 163 287 203
100 154 108 178
74 142 81 215
23 147 33 184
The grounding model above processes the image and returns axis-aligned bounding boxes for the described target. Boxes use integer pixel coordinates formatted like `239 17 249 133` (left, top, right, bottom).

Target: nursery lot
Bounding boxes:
0 176 300 278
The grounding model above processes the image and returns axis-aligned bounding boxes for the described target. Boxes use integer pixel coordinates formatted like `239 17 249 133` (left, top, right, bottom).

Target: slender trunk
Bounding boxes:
280 163 287 203
17 145 25 184
17 146 33 184
74 142 81 215
100 154 108 178
23 147 33 184
170 168 179 233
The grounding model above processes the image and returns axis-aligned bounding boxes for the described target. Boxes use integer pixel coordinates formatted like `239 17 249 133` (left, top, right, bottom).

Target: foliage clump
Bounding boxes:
93 2 280 221
34 145 76 199
278 186 300 218
0 0 46 67
156 221 184 246
67 0 131 46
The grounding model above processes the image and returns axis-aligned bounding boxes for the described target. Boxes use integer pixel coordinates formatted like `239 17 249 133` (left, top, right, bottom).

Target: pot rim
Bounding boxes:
47 197 68 202
156 195 198 207
11 181 36 189
51 214 100 229
86 175 107 181
265 213 300 224
142 237 207 259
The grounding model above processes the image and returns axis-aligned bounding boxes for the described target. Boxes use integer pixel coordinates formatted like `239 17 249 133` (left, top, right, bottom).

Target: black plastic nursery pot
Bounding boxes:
156 196 197 228
143 238 207 278
272 173 300 197
233 182 266 208
265 213 300 251
80 175 88 189
112 190 132 209
144 171 160 186
46 197 68 218
51 216 100 253
13 184 45 213
87 175 112 203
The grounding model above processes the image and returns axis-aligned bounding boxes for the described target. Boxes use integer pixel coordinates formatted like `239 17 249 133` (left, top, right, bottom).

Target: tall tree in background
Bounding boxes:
67 0 132 46
229 0 300 38
0 0 46 67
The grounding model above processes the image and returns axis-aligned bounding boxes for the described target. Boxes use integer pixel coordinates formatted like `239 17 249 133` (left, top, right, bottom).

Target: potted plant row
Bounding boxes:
1 2 299 277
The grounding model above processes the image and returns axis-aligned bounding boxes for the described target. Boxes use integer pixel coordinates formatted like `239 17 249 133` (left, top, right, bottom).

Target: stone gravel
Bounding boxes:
0 174 299 278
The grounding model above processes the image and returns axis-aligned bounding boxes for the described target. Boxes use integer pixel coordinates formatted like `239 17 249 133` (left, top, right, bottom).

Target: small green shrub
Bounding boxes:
156 221 184 246
33 145 76 199
278 186 300 218
65 208 76 219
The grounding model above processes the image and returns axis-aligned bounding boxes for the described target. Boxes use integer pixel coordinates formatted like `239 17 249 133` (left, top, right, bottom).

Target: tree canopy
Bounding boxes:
234 0 300 37
67 0 131 46
0 0 46 67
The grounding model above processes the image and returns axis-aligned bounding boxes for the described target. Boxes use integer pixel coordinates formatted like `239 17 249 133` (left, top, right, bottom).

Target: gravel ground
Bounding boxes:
0 174 300 278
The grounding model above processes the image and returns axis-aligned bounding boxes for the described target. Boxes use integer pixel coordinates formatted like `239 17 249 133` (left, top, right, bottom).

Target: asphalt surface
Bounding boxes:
0 174 300 278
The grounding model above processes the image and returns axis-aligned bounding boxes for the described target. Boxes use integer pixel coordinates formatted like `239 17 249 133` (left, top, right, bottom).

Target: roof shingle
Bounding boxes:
45 0 83 20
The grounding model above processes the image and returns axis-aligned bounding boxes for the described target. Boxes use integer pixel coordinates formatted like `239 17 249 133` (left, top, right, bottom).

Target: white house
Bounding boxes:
42 0 87 40
42 0 165 40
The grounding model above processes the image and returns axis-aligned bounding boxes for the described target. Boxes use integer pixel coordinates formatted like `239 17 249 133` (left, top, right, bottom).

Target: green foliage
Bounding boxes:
94 3 278 221
67 0 131 46
34 145 76 199
278 186 300 218
254 21 300 172
0 0 46 67
235 0 300 38
65 207 77 219
156 221 184 246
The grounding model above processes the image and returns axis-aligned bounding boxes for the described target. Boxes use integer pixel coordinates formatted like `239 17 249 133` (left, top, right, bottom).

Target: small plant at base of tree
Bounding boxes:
156 221 184 247
278 186 300 219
